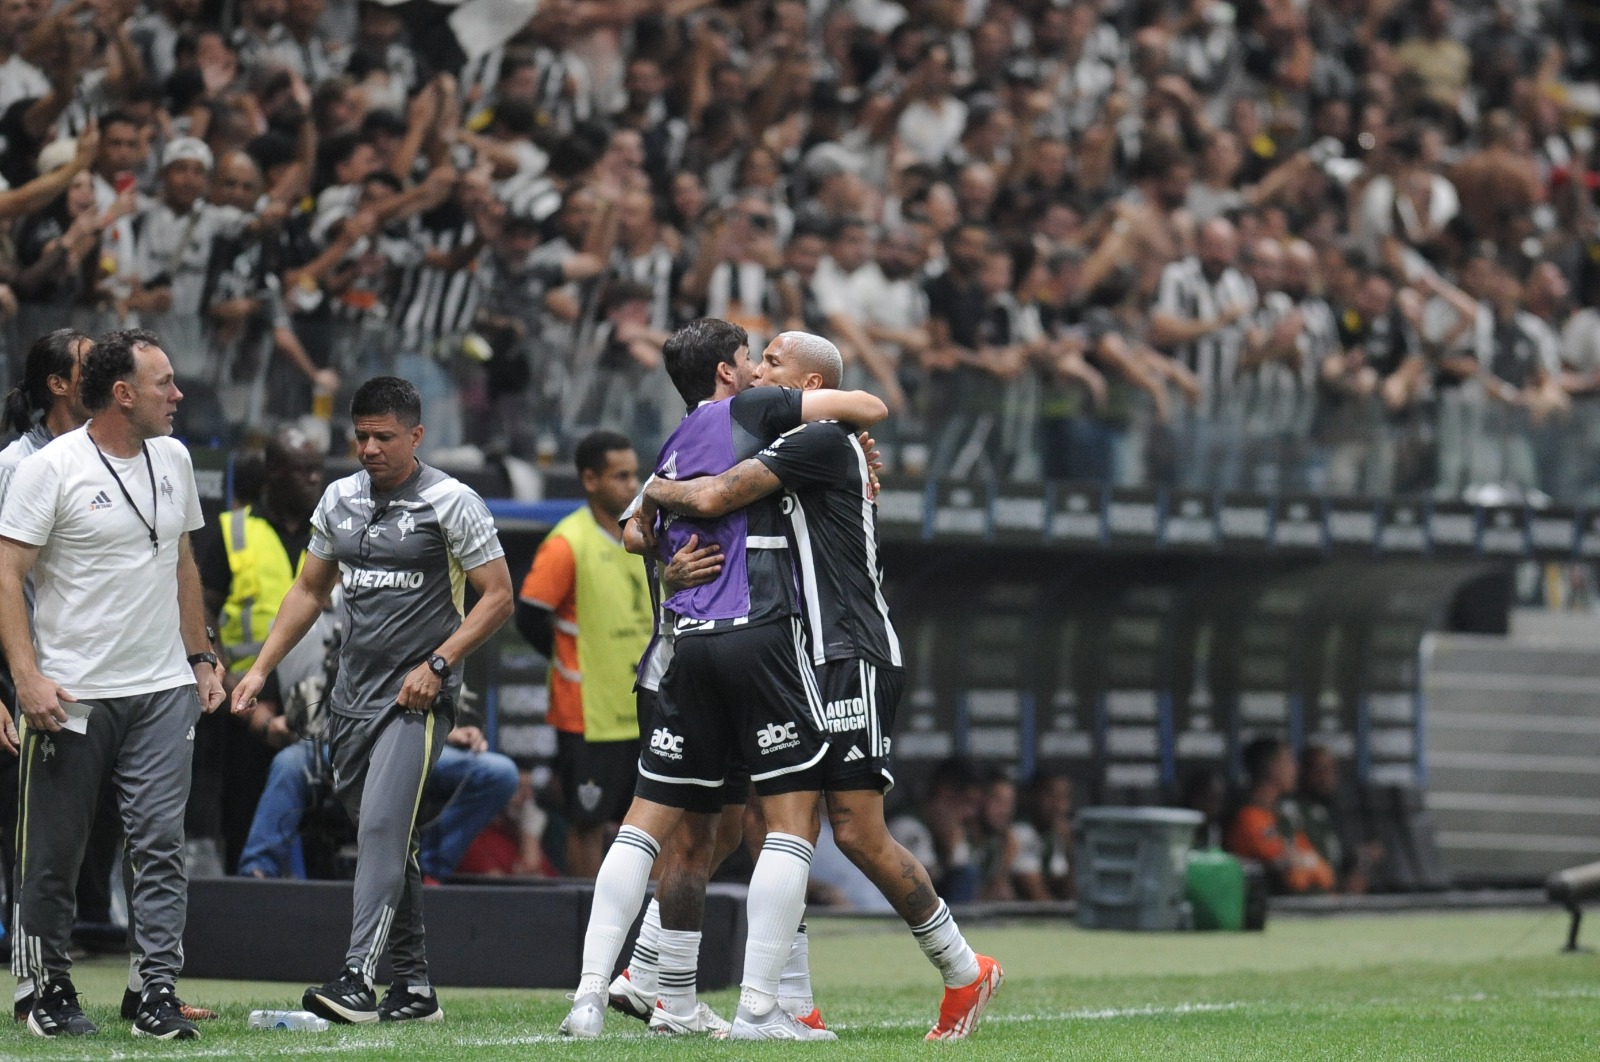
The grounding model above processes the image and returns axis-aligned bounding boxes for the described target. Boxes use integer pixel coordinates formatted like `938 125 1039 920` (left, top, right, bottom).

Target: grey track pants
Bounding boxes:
326 706 449 985
12 685 200 993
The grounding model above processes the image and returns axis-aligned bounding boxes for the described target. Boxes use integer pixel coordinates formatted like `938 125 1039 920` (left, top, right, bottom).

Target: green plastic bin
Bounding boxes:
1185 849 1245 931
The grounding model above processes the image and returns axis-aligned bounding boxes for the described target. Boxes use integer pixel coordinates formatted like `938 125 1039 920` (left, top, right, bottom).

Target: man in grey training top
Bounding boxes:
231 376 513 1024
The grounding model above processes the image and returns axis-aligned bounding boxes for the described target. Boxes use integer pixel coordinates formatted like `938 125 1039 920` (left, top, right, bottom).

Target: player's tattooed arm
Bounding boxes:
644 458 782 519
800 388 889 427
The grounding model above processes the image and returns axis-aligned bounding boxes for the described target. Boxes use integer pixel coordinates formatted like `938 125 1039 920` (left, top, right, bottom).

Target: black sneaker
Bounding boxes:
131 986 199 1040
121 987 218 1022
378 982 445 1022
304 968 378 1024
27 978 98 1037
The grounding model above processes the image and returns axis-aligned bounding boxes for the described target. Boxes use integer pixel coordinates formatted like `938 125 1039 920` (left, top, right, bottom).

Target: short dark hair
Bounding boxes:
663 318 749 407
350 376 422 427
98 109 142 134
493 98 536 137
574 430 633 477
362 170 404 194
81 329 160 412
360 108 408 140
3 329 89 433
927 756 981 798
317 131 372 188
1241 736 1287 787
602 278 655 315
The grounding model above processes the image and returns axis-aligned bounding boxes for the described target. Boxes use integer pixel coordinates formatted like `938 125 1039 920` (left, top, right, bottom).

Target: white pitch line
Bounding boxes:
38 1029 653 1061
836 1000 1247 1031
36 1001 1250 1060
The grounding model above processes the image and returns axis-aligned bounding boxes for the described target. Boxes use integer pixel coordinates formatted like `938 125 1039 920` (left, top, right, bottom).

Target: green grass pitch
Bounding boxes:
7 909 1600 1059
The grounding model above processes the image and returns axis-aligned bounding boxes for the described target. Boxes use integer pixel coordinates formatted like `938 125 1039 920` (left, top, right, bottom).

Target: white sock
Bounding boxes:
577 825 660 999
911 900 980 988
627 899 663 995
15 979 35 1005
777 921 813 1015
738 833 813 1016
127 953 143 994
406 984 433 996
655 928 702 1016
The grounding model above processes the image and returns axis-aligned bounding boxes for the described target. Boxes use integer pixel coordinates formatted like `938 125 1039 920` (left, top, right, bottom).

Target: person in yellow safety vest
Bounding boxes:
516 430 654 879
200 427 323 716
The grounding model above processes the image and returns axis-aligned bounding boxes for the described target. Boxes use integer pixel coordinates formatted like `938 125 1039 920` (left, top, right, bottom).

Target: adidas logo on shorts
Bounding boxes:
843 746 865 763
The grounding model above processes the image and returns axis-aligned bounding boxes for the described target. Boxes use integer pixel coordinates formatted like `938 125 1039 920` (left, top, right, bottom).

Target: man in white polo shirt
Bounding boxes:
0 329 225 1041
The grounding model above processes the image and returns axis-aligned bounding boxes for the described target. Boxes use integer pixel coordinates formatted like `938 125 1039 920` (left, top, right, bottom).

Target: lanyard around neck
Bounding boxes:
91 437 159 556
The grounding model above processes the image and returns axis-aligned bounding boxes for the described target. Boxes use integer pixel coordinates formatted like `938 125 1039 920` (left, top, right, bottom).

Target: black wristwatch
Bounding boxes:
427 653 451 681
188 651 222 672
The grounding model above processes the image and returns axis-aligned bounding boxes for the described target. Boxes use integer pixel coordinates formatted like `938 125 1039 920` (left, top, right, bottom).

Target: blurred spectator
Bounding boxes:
237 722 519 882
1180 766 1229 850
1011 773 1074 901
0 0 1594 494
888 756 983 904
1226 737 1335 894
455 771 558 878
975 771 1019 901
514 429 651 878
1288 743 1382 894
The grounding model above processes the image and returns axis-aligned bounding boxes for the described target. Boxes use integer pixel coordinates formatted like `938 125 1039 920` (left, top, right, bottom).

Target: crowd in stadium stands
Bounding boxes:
0 0 1590 501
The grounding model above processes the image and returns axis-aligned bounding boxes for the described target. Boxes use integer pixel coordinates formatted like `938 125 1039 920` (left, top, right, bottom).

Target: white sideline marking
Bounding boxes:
836 1000 1246 1031
44 1029 651 1060
39 1002 1245 1059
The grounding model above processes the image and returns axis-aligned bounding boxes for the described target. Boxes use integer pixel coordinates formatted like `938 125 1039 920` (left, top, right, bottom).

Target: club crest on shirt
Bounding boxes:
578 780 603 811
160 475 174 501
397 510 416 540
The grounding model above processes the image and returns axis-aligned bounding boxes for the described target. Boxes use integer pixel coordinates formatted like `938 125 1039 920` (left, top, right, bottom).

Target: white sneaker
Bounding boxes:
727 1005 838 1041
608 970 654 1022
557 992 605 1038
648 1000 732 1037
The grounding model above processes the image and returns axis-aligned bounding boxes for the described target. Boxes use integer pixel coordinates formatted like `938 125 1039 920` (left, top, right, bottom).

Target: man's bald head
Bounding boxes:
213 150 263 210
1198 218 1238 281
1283 239 1317 298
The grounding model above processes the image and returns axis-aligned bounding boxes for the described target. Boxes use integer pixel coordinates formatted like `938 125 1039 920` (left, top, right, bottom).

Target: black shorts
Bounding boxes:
556 731 639 829
634 688 749 814
635 618 828 808
816 659 903 792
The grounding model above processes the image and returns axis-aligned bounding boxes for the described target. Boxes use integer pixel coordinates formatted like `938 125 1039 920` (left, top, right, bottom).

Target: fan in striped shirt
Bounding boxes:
1149 217 1257 490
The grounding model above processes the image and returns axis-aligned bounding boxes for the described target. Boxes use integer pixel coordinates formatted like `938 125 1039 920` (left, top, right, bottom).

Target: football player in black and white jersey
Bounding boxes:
643 332 1003 1042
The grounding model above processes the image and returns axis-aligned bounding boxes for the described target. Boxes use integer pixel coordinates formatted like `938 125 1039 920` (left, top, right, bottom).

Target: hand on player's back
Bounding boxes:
662 533 722 595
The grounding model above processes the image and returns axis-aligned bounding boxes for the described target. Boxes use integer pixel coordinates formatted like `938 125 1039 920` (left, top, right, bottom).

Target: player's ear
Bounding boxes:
411 423 425 448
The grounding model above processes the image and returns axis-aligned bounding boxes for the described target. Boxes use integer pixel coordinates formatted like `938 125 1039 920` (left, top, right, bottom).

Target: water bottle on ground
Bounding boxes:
248 1009 331 1031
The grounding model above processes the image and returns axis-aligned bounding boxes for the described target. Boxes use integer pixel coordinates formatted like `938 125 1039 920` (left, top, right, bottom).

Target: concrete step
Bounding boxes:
1424 635 1600 678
